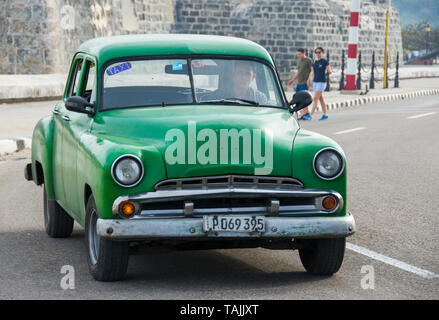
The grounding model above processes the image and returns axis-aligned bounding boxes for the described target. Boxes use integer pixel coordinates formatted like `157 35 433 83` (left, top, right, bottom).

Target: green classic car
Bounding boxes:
25 34 355 281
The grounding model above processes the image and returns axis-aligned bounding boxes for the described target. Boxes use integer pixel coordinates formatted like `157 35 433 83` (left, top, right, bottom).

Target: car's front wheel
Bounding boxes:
43 186 74 238
298 238 346 275
85 195 129 281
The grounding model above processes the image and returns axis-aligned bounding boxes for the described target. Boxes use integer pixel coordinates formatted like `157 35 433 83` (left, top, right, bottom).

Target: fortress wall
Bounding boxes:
0 0 402 81
173 0 403 81
0 0 176 74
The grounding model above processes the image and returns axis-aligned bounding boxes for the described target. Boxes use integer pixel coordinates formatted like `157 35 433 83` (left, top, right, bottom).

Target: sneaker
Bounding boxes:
319 114 328 121
302 113 312 120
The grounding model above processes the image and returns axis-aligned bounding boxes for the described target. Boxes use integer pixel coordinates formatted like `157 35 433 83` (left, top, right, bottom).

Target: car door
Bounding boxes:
62 56 96 216
52 55 84 211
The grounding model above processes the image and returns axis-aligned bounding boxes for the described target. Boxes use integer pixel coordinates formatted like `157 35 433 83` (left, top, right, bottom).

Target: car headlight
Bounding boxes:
111 155 144 187
313 148 345 180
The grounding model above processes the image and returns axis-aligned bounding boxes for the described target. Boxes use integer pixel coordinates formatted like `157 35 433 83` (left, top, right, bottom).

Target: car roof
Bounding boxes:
77 34 274 68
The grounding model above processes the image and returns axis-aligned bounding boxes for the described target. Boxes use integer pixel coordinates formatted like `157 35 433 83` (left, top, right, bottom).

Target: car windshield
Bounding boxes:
101 58 284 110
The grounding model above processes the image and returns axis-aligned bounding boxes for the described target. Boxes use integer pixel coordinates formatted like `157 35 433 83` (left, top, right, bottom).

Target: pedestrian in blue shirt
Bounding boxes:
309 47 332 120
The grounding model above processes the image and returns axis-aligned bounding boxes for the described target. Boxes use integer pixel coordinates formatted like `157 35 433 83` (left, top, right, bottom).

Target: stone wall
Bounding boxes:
0 0 175 74
172 0 403 81
0 0 51 74
44 0 176 73
0 0 402 81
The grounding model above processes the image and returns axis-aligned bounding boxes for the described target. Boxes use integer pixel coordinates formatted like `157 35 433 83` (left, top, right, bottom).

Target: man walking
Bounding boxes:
287 48 313 120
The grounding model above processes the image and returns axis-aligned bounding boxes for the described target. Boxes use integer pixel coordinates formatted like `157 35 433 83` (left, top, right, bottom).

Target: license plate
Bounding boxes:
203 215 265 233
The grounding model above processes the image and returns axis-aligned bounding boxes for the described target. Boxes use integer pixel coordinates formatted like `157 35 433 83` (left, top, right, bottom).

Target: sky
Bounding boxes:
392 0 439 27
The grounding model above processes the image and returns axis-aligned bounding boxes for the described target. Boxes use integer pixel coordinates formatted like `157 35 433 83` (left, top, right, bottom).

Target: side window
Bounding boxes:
82 60 96 103
67 58 83 97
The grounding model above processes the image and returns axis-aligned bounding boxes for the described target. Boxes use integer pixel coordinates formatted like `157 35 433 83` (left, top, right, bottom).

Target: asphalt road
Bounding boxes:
0 95 438 299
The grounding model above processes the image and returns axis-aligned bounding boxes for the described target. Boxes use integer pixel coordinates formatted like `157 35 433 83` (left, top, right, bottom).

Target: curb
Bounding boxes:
0 96 63 104
0 137 32 157
321 88 439 112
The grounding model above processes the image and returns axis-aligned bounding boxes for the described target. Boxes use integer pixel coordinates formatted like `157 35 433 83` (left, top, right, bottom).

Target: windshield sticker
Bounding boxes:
106 62 132 76
172 62 183 71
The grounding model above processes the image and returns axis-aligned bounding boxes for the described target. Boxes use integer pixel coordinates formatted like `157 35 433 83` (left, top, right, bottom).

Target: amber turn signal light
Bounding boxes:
322 196 337 211
119 201 136 218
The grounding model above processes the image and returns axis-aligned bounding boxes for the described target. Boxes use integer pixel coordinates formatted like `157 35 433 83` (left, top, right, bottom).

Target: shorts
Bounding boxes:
295 84 308 92
313 82 327 92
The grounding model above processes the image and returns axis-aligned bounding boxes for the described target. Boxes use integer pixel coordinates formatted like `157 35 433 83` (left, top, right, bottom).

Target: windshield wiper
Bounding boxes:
227 98 260 106
202 98 259 106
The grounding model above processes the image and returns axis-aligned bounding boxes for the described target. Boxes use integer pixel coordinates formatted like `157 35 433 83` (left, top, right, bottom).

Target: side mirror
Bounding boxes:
65 96 95 116
289 91 313 114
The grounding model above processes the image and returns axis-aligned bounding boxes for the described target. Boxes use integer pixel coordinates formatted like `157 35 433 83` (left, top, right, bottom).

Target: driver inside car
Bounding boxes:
228 61 268 105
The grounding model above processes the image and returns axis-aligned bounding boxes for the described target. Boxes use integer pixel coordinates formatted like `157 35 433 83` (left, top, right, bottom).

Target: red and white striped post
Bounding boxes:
344 0 361 90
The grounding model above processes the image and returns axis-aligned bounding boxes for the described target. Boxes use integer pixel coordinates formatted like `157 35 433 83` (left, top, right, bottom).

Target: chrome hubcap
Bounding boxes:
88 208 100 265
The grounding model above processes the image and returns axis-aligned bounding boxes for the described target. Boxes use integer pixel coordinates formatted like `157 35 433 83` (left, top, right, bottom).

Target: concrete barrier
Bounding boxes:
324 88 439 111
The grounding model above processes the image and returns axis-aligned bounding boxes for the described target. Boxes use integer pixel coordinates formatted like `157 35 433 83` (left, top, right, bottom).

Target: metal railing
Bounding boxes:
302 49 402 91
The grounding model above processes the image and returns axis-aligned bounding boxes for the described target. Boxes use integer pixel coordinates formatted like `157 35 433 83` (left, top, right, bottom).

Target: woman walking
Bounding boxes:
309 47 332 120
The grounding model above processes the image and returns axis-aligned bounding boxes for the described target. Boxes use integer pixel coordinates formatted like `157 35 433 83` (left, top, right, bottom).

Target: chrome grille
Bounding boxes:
154 175 304 190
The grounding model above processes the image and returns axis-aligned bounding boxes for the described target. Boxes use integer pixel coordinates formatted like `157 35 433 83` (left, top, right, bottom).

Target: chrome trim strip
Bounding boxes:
193 207 267 214
97 213 356 240
278 204 320 212
112 187 344 216
154 175 304 190
135 204 325 218
112 187 343 214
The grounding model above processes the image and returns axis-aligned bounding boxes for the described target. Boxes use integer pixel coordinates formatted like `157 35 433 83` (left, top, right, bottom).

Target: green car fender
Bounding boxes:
31 116 55 198
75 132 167 225
292 128 347 217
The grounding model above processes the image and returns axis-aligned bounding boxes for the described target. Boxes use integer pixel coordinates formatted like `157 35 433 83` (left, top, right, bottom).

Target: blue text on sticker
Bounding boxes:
172 62 183 71
106 62 132 76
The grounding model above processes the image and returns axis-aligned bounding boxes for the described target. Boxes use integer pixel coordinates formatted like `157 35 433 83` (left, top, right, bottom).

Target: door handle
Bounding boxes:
52 110 60 115
62 115 70 121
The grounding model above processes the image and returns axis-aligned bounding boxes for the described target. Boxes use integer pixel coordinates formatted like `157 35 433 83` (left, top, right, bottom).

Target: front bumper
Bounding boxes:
97 213 356 240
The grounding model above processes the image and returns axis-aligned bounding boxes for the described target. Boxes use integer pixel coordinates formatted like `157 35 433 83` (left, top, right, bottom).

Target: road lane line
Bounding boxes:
334 127 366 135
346 242 439 279
407 112 436 119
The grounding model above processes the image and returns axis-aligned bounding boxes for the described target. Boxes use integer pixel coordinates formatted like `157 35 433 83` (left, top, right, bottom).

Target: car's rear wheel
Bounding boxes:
85 195 129 281
298 238 346 275
43 186 74 238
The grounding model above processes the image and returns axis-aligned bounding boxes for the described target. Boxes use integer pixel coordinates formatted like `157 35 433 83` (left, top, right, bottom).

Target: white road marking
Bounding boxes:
334 127 366 135
346 242 439 279
407 112 436 119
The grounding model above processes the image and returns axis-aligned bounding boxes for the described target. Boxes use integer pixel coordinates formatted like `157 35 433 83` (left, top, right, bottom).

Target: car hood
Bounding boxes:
93 105 298 178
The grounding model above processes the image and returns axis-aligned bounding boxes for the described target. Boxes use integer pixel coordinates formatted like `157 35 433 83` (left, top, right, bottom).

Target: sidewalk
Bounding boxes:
0 74 66 102
285 78 439 112
0 138 31 158
282 65 439 85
